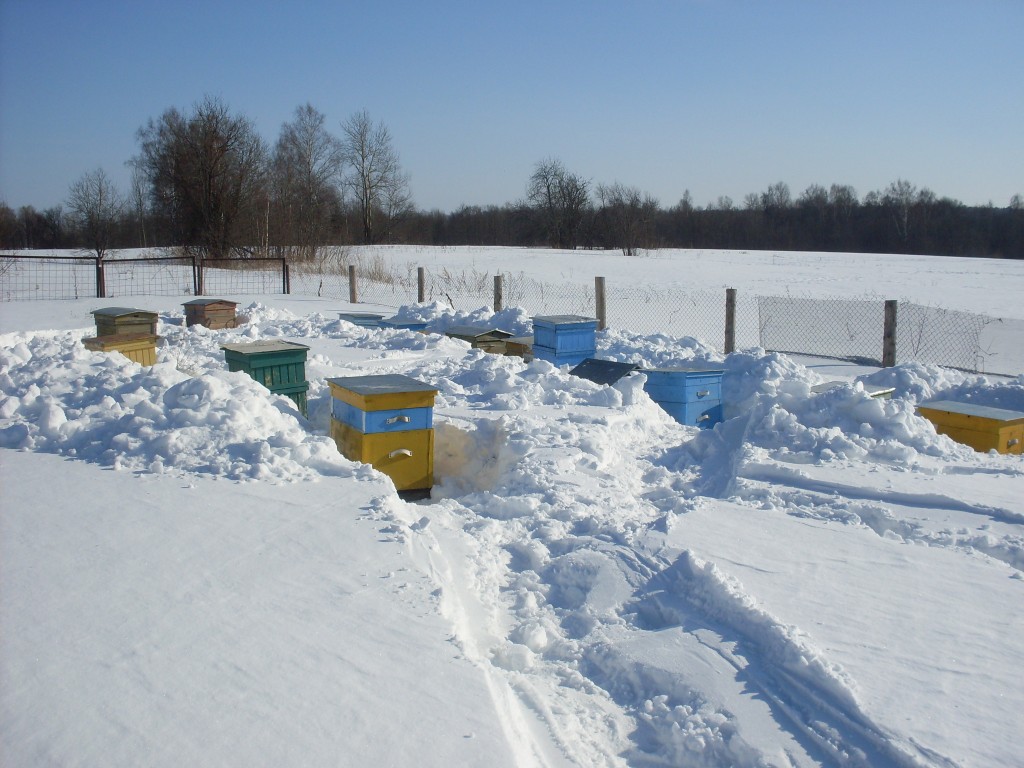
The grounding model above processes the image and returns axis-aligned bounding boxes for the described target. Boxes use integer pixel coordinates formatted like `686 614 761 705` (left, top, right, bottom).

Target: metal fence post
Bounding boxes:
725 288 737 354
595 276 607 330
883 299 898 367
348 264 358 304
494 274 503 312
283 260 290 294
418 267 426 302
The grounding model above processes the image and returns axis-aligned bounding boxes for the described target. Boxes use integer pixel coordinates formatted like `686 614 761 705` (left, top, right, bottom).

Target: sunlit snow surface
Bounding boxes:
2 251 1023 767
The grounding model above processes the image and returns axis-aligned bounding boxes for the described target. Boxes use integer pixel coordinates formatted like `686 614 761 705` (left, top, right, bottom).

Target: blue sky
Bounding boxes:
1 0 1021 213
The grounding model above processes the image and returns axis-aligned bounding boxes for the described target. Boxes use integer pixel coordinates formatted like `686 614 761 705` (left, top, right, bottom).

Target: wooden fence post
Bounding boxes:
883 299 898 367
595 276 607 330
348 264 358 304
95 257 106 299
418 267 426 303
494 274 503 312
725 288 737 354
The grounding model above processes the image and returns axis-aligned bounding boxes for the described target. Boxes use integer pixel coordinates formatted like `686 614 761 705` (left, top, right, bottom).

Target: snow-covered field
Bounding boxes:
2 248 1023 767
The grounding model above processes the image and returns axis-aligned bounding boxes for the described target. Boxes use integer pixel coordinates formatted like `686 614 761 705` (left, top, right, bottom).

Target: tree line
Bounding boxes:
1 97 1021 259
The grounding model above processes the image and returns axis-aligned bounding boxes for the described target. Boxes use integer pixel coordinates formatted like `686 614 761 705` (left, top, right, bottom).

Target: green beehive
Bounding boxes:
221 340 310 416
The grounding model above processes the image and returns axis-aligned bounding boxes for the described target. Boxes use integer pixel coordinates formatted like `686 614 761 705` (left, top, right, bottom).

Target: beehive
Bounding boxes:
445 325 514 353
328 374 438 494
221 340 310 416
532 315 598 366
917 400 1024 454
183 299 239 329
643 365 724 428
82 333 160 366
504 337 534 360
338 312 385 328
91 307 159 337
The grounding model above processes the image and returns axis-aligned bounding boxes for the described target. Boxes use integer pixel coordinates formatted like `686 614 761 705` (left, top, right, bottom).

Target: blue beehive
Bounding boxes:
532 315 598 366
644 365 724 428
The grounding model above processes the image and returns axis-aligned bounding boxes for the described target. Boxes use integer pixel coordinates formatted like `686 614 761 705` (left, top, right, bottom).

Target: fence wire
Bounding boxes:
1 255 96 300
898 301 989 373
104 257 196 298
757 295 884 364
200 259 286 296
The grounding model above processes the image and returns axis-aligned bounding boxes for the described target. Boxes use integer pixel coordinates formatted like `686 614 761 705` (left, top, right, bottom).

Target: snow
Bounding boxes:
2 247 1023 767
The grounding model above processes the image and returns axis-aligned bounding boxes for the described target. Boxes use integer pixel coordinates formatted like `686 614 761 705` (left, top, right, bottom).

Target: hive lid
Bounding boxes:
532 314 598 325
184 298 237 307
327 373 437 396
918 400 1024 422
643 363 725 375
446 325 514 340
220 340 310 353
570 358 640 385
91 306 157 318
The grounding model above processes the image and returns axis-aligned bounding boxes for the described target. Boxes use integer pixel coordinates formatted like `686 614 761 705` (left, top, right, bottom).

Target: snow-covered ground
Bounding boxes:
2 248 1023 767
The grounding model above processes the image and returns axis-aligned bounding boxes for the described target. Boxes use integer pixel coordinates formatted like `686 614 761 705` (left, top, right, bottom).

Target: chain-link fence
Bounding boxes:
2 252 1011 374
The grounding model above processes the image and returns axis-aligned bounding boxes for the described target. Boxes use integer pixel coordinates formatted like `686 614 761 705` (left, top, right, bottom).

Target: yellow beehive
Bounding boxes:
917 400 1024 455
82 333 160 366
330 418 435 492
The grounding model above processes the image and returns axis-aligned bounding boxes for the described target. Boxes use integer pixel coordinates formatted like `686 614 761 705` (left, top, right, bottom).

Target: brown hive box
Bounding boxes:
183 298 241 329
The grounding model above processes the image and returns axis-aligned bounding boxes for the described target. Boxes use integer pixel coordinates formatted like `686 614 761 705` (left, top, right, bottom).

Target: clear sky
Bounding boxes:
1 0 1021 213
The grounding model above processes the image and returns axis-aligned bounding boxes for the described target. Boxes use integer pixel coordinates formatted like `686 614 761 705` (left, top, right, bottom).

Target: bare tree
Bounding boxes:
526 158 590 249
596 182 658 255
135 96 267 258
271 103 344 259
340 109 412 244
66 168 125 261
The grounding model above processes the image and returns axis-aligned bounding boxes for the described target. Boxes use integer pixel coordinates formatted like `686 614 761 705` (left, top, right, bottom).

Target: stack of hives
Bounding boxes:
82 307 161 366
531 315 598 366
328 374 438 497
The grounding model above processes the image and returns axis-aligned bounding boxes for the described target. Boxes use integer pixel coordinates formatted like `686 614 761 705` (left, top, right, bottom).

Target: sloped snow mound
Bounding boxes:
0 331 365 482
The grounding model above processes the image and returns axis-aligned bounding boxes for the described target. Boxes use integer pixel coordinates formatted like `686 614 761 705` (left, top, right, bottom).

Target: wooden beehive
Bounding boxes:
445 325 514 353
221 340 310 416
183 298 240 329
532 315 598 366
504 336 534 360
82 333 160 366
917 400 1024 454
91 307 159 337
328 374 438 494
643 365 725 429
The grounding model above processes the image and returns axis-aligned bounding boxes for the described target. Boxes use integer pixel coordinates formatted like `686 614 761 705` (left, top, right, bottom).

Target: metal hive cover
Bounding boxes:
220 340 309 353
446 325 514 340
184 298 237 307
533 314 597 325
643 363 725 375
570 358 640 385
91 306 157 318
327 373 437 396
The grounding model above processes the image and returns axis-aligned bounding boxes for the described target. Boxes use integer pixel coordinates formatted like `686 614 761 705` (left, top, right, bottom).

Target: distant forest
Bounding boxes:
2 98 1021 259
